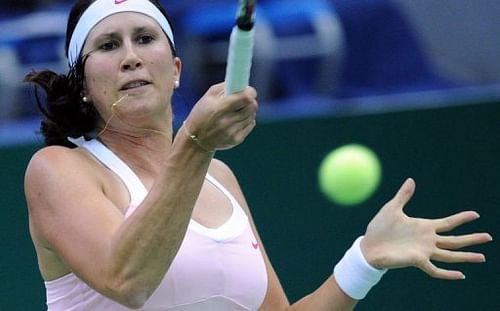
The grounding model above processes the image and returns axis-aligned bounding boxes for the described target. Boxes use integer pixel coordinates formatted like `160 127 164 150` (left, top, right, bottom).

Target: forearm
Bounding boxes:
288 276 357 311
263 237 385 311
104 127 214 303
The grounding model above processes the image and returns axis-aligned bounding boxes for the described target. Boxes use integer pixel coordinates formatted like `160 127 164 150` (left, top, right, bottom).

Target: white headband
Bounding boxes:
67 0 175 66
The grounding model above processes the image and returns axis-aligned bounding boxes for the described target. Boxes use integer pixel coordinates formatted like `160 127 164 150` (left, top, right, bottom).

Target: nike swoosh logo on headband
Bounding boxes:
115 0 128 4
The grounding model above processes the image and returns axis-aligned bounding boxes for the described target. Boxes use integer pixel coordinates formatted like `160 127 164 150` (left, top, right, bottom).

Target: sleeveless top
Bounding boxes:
45 138 268 310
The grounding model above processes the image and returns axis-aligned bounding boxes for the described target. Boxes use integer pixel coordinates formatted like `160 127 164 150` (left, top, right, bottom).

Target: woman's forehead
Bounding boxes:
87 12 162 39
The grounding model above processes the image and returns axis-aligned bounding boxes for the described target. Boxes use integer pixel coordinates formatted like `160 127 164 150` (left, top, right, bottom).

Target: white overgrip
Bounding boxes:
224 26 255 95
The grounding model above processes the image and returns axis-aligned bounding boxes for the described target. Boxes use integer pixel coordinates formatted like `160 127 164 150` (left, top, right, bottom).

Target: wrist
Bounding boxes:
182 121 215 154
333 236 387 300
359 237 386 269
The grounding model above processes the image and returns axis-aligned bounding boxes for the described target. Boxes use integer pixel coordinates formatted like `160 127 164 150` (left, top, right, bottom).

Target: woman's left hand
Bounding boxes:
360 178 493 280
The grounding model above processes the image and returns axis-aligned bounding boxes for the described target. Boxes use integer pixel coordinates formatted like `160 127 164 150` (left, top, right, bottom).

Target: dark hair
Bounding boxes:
24 0 176 147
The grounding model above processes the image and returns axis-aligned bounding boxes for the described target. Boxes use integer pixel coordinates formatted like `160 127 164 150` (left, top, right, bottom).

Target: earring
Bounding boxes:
174 81 180 88
82 96 89 103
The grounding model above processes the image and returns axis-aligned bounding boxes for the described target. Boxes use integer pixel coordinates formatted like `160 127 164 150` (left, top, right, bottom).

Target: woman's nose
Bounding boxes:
121 43 143 71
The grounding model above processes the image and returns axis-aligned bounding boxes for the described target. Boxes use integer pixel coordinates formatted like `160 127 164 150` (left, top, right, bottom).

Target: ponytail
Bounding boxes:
24 58 98 147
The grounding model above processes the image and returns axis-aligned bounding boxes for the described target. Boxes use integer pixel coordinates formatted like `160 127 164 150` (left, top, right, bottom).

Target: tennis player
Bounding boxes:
24 0 492 310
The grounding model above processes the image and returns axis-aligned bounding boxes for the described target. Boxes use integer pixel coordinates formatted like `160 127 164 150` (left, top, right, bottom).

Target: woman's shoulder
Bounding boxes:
31 144 80 158
25 145 100 191
208 158 236 183
208 158 252 212
27 145 88 174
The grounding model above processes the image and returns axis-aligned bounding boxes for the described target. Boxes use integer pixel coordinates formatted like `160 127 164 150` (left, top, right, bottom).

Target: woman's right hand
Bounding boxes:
183 82 258 152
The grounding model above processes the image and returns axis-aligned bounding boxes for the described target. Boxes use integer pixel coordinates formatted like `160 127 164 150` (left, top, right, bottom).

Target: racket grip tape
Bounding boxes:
224 26 255 95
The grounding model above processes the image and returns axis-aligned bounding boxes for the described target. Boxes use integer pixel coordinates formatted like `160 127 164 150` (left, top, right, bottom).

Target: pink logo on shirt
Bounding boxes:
251 241 259 250
114 0 128 4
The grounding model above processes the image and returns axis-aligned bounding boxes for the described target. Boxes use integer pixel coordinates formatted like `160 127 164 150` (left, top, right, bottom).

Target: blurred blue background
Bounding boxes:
0 1 499 310
1 0 500 144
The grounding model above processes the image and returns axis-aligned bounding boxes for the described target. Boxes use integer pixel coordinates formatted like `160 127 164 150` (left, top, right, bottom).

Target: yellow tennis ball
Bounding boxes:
318 144 382 206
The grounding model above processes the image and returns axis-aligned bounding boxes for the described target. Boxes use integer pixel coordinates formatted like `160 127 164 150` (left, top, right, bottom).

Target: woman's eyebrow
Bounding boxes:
91 31 120 42
132 26 160 34
90 25 160 43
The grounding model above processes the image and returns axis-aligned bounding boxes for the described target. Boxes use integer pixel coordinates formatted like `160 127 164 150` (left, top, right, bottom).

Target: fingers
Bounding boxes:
235 118 257 142
421 231 491 279
222 87 258 112
437 233 493 250
229 100 258 123
390 178 416 209
206 82 225 96
420 260 465 280
432 248 486 263
221 87 258 134
215 117 256 151
434 211 480 233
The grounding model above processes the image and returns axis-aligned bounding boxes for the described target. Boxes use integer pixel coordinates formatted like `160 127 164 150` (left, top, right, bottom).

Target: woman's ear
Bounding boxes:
173 57 182 88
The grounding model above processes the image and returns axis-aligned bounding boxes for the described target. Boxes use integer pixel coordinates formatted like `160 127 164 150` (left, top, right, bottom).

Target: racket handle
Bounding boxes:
224 26 255 95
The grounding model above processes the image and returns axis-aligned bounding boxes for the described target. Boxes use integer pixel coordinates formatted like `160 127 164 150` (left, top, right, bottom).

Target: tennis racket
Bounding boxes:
224 0 256 95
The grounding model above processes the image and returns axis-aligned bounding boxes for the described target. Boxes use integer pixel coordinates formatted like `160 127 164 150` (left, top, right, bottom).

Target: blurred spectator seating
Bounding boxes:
172 0 462 105
0 6 67 121
2 0 497 125
394 0 500 86
330 0 457 99
177 0 345 101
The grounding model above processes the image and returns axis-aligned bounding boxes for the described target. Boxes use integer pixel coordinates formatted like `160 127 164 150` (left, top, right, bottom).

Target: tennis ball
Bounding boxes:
318 144 381 206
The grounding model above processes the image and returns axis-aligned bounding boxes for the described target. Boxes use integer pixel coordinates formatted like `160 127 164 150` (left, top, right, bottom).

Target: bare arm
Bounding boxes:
26 84 257 308
26 131 213 307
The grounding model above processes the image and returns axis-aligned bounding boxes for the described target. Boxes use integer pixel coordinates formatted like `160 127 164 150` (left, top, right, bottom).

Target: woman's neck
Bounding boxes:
98 128 173 180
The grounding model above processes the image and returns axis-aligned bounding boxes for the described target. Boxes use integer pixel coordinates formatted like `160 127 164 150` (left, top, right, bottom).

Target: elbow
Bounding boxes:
120 292 149 310
105 280 154 309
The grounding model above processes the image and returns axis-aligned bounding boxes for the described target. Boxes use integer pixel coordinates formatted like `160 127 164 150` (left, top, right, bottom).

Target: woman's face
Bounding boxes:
81 12 181 129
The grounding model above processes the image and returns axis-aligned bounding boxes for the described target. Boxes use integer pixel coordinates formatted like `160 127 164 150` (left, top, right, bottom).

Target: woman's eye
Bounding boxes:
99 41 119 51
138 35 154 44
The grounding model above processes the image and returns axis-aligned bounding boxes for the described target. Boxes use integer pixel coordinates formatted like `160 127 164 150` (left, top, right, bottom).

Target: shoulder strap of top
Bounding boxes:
68 137 249 233
205 173 239 206
188 173 249 241
70 137 148 215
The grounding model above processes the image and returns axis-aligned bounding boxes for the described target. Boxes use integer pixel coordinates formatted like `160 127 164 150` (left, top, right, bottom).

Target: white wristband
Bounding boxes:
333 236 387 300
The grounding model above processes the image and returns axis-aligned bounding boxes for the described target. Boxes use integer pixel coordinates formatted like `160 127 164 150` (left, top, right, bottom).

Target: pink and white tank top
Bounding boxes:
45 138 268 310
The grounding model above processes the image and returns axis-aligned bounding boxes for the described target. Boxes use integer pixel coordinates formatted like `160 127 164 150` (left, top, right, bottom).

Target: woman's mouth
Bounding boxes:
120 80 151 91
